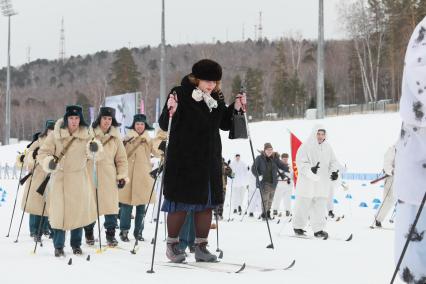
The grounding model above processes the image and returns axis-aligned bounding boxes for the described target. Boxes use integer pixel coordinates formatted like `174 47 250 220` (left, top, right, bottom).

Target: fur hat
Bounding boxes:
126 114 154 130
264 142 273 150
92 107 121 128
45 119 55 130
191 59 222 81
61 105 89 128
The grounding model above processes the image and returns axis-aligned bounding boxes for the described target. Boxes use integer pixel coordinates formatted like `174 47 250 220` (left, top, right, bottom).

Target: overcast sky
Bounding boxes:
0 0 345 68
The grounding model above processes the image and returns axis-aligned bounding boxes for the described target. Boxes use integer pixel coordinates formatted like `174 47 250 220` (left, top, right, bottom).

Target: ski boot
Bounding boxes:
238 206 242 215
33 234 42 243
119 230 130 242
328 210 335 218
72 246 83 255
375 220 382 228
285 210 291 217
233 209 237 214
85 228 95 246
134 232 144 242
194 240 217 262
166 237 186 263
273 210 278 216
249 212 254 217
54 247 65 257
314 230 329 239
294 228 306 236
106 228 118 247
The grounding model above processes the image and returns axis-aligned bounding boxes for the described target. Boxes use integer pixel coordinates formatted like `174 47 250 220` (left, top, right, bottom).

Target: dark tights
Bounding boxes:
167 209 212 239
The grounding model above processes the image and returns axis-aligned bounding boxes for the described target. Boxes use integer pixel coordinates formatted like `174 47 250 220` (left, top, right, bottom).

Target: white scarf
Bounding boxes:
192 88 218 112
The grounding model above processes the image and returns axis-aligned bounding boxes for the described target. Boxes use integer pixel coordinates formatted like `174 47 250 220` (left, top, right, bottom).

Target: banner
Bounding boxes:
290 131 302 185
105 93 137 135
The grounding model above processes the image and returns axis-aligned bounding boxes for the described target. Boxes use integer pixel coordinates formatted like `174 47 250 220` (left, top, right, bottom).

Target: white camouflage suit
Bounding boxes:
272 166 293 215
292 125 339 233
376 145 396 224
393 16 426 282
229 158 248 212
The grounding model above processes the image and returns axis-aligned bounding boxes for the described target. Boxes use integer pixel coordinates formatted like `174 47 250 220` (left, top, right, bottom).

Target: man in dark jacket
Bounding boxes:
252 143 289 220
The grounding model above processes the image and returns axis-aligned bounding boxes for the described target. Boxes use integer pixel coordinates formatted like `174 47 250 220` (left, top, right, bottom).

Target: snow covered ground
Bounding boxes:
0 112 405 284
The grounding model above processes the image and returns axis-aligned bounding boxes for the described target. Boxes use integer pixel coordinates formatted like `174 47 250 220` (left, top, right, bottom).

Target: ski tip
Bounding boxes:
235 263 246 273
345 234 353 242
86 255 90 261
284 259 296 270
68 258 72 265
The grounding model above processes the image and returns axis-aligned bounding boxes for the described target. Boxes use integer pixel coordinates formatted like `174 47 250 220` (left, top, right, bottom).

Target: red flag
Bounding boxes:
290 131 302 185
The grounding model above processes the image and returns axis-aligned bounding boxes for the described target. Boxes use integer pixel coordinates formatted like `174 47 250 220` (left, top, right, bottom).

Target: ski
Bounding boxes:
226 259 296 272
287 233 353 242
158 261 246 273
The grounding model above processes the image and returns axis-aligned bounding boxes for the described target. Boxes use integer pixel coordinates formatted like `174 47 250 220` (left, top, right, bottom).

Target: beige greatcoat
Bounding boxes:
38 119 97 231
20 135 50 216
119 130 162 206
88 126 128 215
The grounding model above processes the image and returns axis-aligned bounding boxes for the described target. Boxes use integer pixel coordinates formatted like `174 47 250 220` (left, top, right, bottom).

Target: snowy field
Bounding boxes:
0 112 405 284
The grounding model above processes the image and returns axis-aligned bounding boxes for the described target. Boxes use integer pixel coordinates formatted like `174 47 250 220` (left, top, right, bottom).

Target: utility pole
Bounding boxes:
1 0 17 145
59 17 66 63
159 0 166 110
258 11 263 41
316 0 325 119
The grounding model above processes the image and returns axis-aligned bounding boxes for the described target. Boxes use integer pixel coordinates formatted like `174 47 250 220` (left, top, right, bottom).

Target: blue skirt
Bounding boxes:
161 184 216 213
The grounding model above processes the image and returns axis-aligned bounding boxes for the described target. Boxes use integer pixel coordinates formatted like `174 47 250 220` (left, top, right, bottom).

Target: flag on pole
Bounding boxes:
140 98 145 114
290 131 302 185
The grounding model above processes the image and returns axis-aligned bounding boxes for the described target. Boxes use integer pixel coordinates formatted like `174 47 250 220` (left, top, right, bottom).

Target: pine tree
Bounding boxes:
109 47 141 94
231 74 242 94
75 91 91 122
244 68 264 119
272 42 290 117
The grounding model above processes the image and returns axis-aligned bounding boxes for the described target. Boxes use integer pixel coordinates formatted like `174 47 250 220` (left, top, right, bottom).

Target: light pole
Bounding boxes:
1 0 17 145
316 0 325 119
159 0 166 111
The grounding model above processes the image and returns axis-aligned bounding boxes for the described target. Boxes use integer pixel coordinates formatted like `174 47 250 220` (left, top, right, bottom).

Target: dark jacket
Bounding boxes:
252 152 289 189
159 75 235 205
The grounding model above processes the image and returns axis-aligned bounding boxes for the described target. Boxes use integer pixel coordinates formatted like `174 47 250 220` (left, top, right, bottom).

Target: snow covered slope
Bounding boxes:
0 113 404 284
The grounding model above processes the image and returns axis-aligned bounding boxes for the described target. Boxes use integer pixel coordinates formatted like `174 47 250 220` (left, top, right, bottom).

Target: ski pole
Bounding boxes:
92 151 104 254
147 94 175 274
5 164 25 237
14 162 38 243
390 191 426 284
131 160 162 254
227 178 234 222
214 208 224 259
33 201 47 253
370 176 394 228
389 204 397 224
239 92 274 249
240 183 257 222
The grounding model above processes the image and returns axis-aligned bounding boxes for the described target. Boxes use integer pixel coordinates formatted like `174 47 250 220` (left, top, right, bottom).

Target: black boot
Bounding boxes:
238 206 242 215
54 247 65 257
375 220 382 228
267 210 272 220
328 210 335 218
134 232 144 242
233 209 237 214
106 228 118 247
119 230 130 242
84 228 95 246
314 230 329 239
273 210 278 216
249 212 254 217
72 246 83 255
294 228 306 236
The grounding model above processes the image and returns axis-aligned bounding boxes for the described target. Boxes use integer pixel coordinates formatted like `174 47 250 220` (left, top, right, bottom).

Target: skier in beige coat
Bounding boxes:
38 105 101 257
119 114 162 242
83 107 128 247
20 120 55 242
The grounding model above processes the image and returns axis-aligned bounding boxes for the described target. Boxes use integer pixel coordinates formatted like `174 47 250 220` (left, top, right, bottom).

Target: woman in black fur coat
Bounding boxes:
159 59 246 263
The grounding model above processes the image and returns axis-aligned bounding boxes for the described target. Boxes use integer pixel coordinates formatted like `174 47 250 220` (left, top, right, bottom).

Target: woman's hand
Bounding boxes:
234 93 247 111
167 93 178 116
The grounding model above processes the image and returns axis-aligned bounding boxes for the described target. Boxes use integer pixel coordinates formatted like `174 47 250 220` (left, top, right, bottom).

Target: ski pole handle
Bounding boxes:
167 91 178 117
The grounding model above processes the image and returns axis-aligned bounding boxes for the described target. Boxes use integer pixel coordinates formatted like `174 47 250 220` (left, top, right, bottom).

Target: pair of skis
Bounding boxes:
158 259 296 274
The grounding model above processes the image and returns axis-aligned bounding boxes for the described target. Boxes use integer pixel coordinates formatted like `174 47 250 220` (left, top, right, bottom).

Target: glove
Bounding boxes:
330 170 339 181
158 140 166 152
19 153 25 163
32 147 40 160
48 157 58 171
150 165 163 178
117 179 126 189
89 141 99 153
311 162 320 174
287 178 291 185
